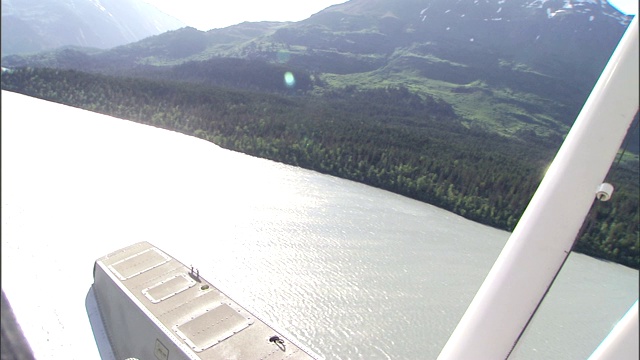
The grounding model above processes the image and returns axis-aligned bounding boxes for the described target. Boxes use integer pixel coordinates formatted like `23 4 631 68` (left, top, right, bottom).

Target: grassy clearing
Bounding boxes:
319 68 569 138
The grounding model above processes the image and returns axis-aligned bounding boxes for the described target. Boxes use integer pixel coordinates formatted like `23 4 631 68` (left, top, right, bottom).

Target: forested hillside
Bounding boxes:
2 67 637 268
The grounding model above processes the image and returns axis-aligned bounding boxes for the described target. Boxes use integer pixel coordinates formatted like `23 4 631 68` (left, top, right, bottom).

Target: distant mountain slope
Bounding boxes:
1 0 186 56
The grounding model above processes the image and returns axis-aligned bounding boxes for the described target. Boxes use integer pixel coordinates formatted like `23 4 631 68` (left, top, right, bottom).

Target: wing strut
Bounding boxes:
438 16 639 360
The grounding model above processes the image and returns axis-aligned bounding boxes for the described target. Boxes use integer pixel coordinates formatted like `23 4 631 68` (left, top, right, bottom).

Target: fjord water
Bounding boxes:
2 91 638 359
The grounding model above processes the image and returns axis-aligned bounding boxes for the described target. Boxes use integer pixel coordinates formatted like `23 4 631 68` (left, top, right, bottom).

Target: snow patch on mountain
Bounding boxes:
90 0 106 12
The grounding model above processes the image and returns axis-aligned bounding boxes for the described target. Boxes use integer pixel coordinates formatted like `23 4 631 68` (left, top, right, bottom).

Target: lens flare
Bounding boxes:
284 72 295 88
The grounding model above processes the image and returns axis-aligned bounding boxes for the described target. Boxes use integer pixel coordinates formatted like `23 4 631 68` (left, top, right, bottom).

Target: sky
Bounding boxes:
142 0 637 31
608 0 638 15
